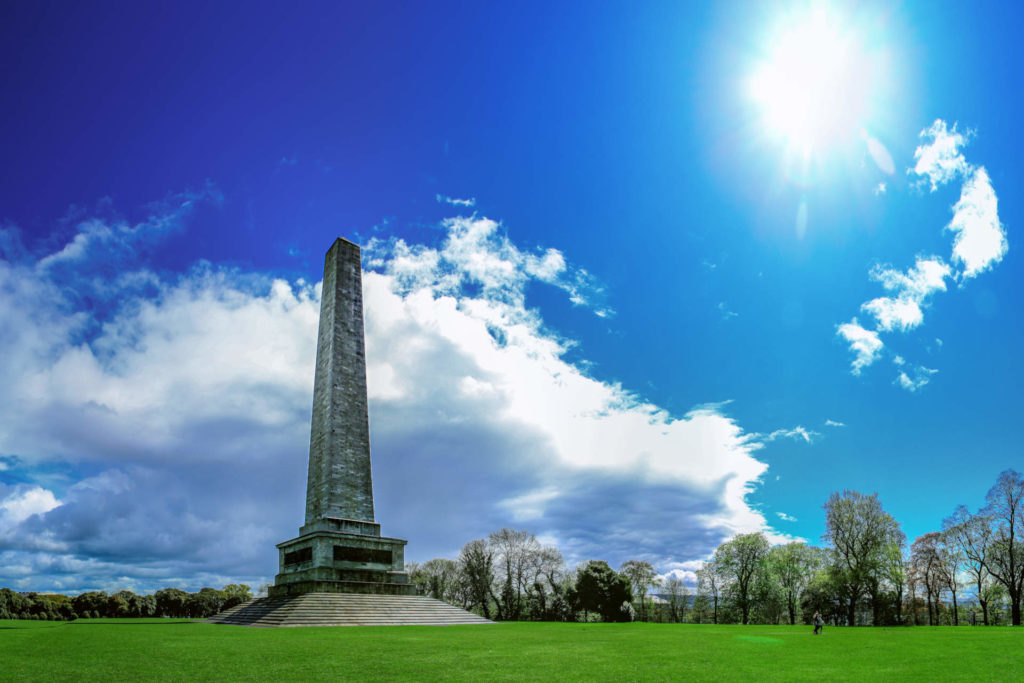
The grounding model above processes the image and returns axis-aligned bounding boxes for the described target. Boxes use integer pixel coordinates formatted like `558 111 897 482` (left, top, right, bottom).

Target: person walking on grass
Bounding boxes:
813 612 823 635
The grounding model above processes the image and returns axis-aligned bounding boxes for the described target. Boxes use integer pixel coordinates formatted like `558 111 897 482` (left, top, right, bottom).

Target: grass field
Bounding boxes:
2 619 1022 681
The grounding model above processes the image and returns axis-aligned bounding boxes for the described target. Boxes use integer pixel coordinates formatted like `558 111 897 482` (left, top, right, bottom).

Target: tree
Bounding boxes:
769 543 820 625
662 575 689 623
879 533 908 625
691 593 711 623
528 545 567 621
185 588 225 618
751 567 786 625
823 490 900 626
944 505 997 625
619 560 659 622
222 584 253 610
697 560 725 624
801 569 843 626
72 591 108 619
412 558 460 604
457 538 495 620
936 532 963 625
910 533 944 626
155 588 188 618
715 533 770 625
489 528 541 621
575 561 632 622
982 470 1024 626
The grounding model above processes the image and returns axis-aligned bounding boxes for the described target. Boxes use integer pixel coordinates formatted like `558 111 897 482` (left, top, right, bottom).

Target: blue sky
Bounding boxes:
1 0 1020 593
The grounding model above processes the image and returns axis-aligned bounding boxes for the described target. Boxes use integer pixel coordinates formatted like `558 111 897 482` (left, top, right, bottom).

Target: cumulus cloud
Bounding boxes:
911 119 970 191
861 257 950 332
657 559 705 588
0 200 796 593
838 119 1006 387
836 319 883 374
948 167 1007 279
0 485 60 534
824 419 845 428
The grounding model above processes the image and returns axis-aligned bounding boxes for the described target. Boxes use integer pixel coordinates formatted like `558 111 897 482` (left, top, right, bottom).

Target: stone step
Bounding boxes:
207 593 494 627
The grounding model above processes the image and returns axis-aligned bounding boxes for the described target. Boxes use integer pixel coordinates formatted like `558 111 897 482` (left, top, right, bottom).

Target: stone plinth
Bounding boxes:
269 529 415 598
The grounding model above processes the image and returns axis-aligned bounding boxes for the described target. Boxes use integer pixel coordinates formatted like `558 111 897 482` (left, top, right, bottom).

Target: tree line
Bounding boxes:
5 469 1020 626
0 584 252 621
411 469 1024 626
407 528 653 623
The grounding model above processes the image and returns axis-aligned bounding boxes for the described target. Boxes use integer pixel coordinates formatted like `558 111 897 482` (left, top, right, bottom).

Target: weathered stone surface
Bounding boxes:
271 529 415 597
304 238 375 526
273 237 415 599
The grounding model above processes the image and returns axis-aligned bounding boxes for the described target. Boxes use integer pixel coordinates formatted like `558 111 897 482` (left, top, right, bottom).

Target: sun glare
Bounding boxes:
749 9 874 155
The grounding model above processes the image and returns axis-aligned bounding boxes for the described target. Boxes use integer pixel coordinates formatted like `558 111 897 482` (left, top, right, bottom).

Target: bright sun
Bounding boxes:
749 9 875 156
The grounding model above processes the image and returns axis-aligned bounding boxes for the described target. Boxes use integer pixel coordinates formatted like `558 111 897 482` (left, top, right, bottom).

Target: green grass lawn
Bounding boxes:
2 619 1021 681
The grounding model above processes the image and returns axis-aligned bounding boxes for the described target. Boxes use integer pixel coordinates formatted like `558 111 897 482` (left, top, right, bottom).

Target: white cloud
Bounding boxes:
764 426 819 444
896 365 937 393
836 319 883 374
0 485 60 533
874 182 887 195
947 167 1007 279
861 257 950 332
839 119 1006 387
436 194 476 208
0 200 795 592
776 512 797 522
824 419 845 428
718 302 738 320
911 119 970 191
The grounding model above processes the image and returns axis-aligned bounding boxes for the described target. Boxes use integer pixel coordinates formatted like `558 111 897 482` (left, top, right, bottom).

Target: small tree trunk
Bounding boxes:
951 590 958 626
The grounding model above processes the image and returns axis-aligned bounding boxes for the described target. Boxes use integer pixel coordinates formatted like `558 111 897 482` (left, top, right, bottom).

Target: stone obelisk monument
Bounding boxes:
207 238 491 625
269 238 415 597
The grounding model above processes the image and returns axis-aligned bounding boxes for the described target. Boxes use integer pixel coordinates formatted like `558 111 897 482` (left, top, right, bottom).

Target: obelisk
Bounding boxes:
304 237 374 528
270 238 415 597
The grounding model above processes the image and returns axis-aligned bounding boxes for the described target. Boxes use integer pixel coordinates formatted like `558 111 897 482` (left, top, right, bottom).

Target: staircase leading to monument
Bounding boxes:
207 593 494 627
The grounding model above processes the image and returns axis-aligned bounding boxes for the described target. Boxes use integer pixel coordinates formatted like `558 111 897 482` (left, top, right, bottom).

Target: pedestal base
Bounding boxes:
271 526 416 598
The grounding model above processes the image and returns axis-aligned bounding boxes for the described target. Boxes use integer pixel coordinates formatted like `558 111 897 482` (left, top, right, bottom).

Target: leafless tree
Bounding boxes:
982 470 1024 625
489 527 542 621
697 559 725 624
910 532 944 625
663 575 689 623
944 504 1000 625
